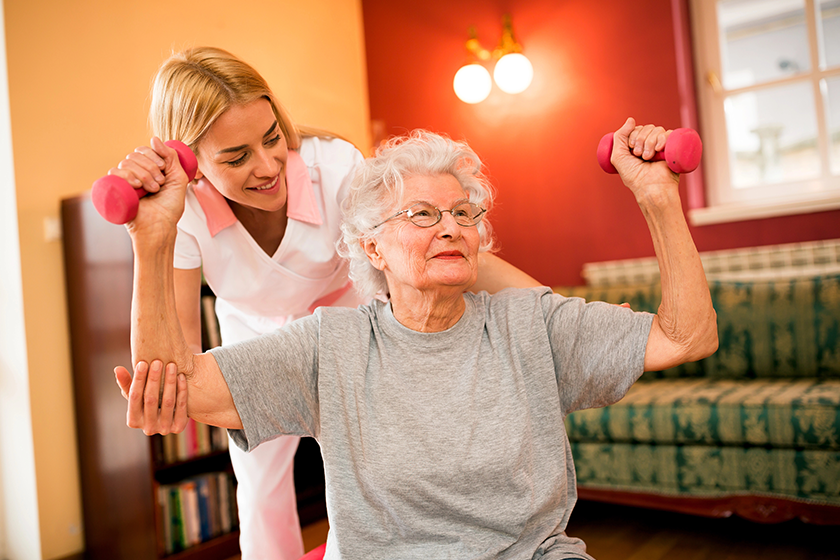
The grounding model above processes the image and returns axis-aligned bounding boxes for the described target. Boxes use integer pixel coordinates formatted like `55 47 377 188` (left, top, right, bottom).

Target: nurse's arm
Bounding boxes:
472 253 542 293
174 267 205 355
124 220 242 431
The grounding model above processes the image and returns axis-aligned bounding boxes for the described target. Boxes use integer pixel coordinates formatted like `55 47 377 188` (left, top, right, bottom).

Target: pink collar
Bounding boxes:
192 149 322 237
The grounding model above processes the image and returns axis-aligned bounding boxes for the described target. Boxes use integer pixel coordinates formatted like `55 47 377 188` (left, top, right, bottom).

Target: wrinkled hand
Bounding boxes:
106 137 192 235
108 139 170 194
114 360 188 436
609 117 679 199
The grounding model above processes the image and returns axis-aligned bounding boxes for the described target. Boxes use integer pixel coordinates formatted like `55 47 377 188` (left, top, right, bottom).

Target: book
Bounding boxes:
169 486 186 552
207 472 220 537
184 419 197 459
175 428 187 462
196 421 211 455
160 420 230 464
181 480 201 546
158 485 173 555
163 432 178 464
218 472 231 533
195 475 213 542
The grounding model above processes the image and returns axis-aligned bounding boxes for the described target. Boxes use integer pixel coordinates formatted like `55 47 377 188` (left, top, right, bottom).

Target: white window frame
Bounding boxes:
688 0 840 225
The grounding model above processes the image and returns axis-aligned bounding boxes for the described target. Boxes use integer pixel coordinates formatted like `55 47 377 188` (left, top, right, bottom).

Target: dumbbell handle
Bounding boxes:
597 128 702 174
91 140 198 225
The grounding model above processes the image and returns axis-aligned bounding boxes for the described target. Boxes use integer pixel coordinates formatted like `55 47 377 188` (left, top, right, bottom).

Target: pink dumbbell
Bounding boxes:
91 140 198 225
597 128 702 174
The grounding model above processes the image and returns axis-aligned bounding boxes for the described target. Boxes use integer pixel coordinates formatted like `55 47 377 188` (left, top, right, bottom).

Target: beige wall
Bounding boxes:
2 0 370 557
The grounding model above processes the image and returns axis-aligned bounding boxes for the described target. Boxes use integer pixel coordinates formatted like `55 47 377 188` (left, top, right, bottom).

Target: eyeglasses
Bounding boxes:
373 201 486 229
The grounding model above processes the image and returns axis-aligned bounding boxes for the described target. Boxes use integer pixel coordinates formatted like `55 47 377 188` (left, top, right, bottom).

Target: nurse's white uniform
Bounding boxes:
173 136 365 560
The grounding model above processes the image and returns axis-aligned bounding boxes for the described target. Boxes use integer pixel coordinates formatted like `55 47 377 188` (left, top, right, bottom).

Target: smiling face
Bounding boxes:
363 173 481 299
193 97 289 213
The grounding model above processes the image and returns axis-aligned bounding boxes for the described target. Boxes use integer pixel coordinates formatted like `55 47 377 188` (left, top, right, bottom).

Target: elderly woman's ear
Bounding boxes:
362 238 386 271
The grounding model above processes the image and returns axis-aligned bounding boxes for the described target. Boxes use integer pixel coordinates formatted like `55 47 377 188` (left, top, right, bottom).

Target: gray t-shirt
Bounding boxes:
212 287 653 560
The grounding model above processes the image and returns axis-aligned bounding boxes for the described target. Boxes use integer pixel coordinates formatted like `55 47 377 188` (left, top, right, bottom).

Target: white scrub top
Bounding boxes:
173 136 367 344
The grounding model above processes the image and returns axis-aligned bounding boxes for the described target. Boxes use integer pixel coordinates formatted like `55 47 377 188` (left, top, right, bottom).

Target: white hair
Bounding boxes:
339 130 496 300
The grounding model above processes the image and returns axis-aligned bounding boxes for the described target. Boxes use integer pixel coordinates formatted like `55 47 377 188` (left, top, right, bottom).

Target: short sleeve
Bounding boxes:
209 314 321 450
541 291 653 414
173 225 202 270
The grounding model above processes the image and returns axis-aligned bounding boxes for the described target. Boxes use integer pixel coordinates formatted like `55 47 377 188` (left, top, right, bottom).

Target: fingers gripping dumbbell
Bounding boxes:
91 140 198 224
597 128 702 174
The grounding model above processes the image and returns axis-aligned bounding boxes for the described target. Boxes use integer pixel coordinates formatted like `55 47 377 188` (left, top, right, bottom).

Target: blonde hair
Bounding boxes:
339 130 495 300
149 46 301 151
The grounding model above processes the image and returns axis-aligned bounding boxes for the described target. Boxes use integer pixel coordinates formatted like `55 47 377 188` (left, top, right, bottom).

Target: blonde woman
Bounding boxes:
106 47 540 560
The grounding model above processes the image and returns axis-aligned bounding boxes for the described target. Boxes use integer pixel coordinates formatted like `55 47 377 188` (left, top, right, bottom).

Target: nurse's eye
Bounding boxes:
227 153 248 167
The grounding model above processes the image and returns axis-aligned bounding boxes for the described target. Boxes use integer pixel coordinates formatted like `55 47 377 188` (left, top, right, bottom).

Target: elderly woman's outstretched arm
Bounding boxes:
610 119 718 371
113 138 242 432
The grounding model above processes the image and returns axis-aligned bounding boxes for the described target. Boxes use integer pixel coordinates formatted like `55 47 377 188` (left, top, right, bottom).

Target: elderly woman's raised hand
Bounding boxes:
603 118 718 371
114 360 189 436
106 137 192 235
608 117 679 200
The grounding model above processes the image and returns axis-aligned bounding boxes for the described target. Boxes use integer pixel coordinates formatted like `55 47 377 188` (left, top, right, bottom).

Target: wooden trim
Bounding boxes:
671 0 707 210
577 486 840 525
164 531 240 560
689 191 840 225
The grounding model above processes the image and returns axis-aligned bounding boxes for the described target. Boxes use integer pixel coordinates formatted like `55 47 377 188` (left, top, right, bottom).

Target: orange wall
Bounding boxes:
3 1 369 557
361 0 840 286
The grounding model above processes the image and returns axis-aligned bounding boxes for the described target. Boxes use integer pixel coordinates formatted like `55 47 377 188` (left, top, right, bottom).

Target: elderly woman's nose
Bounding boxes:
436 210 462 236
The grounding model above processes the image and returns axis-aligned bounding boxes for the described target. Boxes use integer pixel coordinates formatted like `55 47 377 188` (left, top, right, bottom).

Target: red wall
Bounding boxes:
361 0 840 286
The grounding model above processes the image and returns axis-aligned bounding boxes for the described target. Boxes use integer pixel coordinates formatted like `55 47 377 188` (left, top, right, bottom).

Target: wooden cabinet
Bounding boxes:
62 194 240 560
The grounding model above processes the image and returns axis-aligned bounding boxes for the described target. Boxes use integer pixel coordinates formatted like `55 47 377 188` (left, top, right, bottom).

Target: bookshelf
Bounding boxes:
62 194 240 560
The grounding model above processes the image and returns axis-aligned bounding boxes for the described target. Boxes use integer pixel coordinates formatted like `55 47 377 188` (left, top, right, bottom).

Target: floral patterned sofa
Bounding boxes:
558 270 840 524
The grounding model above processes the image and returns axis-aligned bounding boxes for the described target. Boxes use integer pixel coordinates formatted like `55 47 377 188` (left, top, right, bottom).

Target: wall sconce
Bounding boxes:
453 15 534 104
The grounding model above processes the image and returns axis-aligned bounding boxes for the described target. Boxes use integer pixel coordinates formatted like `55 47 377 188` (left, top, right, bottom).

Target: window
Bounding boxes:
689 0 840 225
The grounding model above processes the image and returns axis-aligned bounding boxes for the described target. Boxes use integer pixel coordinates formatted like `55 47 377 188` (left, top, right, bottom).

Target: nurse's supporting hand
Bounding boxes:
115 360 188 435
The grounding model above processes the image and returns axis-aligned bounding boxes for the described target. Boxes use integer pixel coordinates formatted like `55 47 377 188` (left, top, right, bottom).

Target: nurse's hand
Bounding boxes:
115 360 188 436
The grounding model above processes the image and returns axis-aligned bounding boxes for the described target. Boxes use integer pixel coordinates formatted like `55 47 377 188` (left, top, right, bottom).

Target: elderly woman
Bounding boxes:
117 119 717 560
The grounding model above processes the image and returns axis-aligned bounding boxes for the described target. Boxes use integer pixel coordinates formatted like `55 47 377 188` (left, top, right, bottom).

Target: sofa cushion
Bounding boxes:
565 378 840 449
555 273 840 380
570 441 840 506
705 273 840 380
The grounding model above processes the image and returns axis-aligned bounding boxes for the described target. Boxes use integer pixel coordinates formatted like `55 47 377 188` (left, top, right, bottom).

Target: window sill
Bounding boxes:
688 193 840 226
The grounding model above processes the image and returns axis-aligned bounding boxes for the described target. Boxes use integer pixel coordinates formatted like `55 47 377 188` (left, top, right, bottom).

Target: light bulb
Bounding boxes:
493 53 533 94
453 63 492 104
